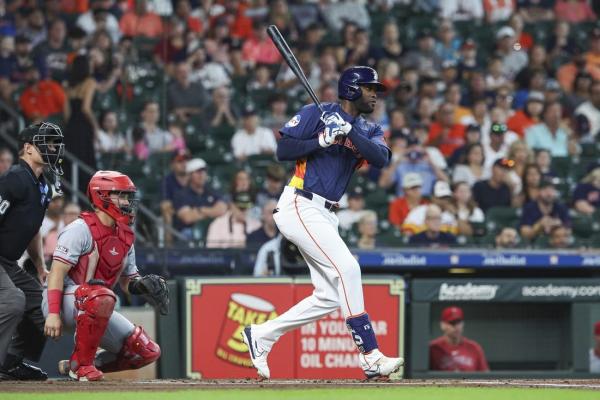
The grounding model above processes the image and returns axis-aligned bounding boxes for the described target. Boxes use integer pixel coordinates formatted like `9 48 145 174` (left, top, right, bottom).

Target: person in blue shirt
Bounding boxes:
242 66 403 380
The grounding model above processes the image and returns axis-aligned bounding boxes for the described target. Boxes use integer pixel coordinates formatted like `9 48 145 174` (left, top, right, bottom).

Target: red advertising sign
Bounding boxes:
185 278 404 379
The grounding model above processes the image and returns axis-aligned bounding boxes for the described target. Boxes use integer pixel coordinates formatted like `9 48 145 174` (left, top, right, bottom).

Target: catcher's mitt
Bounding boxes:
129 275 169 315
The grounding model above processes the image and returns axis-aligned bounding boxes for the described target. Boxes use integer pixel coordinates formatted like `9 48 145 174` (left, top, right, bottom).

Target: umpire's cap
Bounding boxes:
338 66 386 101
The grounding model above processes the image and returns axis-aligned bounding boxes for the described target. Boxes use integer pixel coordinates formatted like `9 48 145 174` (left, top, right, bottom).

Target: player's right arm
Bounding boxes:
44 260 70 338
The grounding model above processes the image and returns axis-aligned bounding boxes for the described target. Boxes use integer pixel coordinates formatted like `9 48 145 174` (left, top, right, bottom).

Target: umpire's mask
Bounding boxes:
18 122 65 176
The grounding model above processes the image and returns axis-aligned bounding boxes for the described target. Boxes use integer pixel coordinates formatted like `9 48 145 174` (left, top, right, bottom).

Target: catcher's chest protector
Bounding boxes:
68 211 134 288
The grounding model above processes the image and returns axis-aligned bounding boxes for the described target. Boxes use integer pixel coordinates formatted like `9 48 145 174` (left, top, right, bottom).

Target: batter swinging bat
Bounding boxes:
267 24 324 114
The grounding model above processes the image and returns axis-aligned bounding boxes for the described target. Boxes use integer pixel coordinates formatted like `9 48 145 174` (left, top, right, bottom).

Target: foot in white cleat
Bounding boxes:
359 349 404 380
241 325 270 379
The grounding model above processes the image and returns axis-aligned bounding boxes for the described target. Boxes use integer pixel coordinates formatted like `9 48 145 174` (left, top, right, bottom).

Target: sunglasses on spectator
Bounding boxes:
491 123 507 134
497 158 515 168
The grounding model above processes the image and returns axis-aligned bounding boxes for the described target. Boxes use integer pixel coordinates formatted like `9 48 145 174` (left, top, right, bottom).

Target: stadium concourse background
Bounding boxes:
1 0 600 380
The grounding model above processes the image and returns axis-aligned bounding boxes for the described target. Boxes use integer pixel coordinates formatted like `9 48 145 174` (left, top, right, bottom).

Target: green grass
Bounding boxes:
1 388 598 400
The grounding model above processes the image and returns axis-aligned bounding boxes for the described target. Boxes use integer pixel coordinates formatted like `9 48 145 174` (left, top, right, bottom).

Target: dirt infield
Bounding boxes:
2 379 600 392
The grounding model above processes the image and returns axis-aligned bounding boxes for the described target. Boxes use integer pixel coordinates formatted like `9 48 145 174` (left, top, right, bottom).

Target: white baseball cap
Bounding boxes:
402 172 423 189
496 26 515 40
186 158 207 173
433 181 452 198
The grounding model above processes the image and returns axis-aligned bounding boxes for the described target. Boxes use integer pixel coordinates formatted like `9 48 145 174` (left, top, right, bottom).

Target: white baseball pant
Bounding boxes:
253 186 365 352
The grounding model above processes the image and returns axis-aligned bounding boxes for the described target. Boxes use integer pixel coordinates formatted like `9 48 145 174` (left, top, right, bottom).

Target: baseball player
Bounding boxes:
43 171 169 381
0 122 64 381
242 66 403 379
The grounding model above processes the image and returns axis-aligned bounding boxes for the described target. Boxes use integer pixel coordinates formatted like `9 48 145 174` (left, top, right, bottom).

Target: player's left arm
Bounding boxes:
26 231 48 284
347 125 391 169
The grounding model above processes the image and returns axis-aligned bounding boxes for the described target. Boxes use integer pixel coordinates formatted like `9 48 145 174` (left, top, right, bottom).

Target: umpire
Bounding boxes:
0 122 64 380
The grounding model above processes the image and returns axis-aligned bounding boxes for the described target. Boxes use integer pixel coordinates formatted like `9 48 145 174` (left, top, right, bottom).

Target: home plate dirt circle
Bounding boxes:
2 379 600 392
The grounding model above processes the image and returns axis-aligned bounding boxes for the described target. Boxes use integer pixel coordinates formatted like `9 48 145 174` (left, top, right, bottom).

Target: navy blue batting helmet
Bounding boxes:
338 66 387 101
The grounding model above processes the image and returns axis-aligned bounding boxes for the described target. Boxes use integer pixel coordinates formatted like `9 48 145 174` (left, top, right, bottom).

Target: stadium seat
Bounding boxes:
485 207 521 232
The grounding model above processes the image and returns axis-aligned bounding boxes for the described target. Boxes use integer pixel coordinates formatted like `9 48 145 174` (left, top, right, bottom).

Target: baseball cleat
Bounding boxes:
359 350 403 380
0 361 48 381
68 365 104 382
241 325 270 379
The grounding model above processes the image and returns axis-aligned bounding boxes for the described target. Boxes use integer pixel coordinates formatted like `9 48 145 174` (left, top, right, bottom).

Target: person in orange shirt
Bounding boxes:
388 172 428 227
585 27 600 82
119 0 163 38
427 102 466 157
507 91 544 138
19 65 67 123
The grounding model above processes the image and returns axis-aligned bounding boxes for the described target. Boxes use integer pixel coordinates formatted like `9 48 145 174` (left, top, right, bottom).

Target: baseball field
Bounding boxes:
1 379 600 400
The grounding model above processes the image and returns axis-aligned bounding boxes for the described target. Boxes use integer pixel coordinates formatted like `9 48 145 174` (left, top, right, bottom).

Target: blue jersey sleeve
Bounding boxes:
279 104 322 140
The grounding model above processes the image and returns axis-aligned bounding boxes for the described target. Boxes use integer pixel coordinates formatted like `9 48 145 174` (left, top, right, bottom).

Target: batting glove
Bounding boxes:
319 112 352 148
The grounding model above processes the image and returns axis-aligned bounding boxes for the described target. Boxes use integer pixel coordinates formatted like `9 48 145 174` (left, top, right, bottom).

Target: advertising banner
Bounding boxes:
412 278 600 302
184 277 404 379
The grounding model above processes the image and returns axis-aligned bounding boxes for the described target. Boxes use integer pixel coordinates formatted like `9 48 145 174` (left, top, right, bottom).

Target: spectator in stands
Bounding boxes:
402 29 442 75
276 45 320 99
458 38 478 79
242 20 282 67
519 0 555 22
380 20 403 61
484 0 515 23
544 79 563 105
388 173 428 228
507 91 545 138
356 210 378 250
206 191 261 249
153 20 187 70
485 56 508 91
174 158 228 240
452 143 487 188
430 306 490 372
0 147 14 174
435 20 460 63
520 179 571 242
247 63 275 92
483 122 518 176
573 166 600 216
495 26 528 80
473 157 515 212
506 140 529 191
534 148 556 178
19 64 66 122
119 0 163 38
337 186 368 231
564 72 592 114
167 61 209 122
188 45 231 91
440 0 484 21
20 8 47 48
427 102 466 158
448 124 482 167
409 204 457 247
32 18 68 83
525 101 569 157
247 200 279 249
160 150 190 243
575 80 600 139
96 110 128 154
262 93 289 135
445 82 472 123
495 227 519 249
518 163 543 206
253 234 283 277
590 321 600 373
231 105 277 162
13 34 44 84
403 181 458 236
207 86 238 129
584 27 600 82
548 225 572 249
451 181 485 237
554 0 596 23
379 135 448 197
255 163 286 210
134 100 174 159
77 1 121 43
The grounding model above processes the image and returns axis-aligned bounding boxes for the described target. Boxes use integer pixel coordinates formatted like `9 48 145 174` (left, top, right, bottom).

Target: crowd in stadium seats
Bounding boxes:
0 0 600 251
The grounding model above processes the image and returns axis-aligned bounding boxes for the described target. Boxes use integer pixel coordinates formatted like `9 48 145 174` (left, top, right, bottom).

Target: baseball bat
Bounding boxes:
267 25 324 114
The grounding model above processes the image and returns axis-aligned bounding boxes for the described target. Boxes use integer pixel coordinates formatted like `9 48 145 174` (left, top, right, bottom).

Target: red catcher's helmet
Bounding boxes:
87 171 139 225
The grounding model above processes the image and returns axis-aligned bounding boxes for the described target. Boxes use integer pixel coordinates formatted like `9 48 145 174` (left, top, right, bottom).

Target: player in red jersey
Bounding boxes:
429 306 489 372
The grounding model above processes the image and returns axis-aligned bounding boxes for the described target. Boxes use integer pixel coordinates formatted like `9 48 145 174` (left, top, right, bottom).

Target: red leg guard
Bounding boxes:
70 284 116 373
99 325 161 373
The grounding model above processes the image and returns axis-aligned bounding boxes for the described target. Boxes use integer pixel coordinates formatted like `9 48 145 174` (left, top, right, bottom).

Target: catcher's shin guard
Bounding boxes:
98 325 160 372
69 283 116 380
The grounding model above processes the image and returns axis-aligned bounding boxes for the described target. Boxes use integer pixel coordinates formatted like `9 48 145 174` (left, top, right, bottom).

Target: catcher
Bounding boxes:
42 171 169 381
